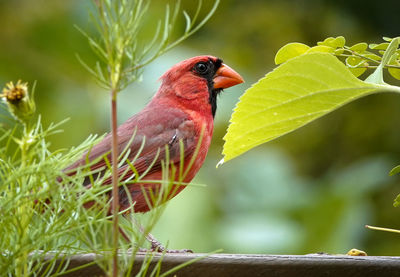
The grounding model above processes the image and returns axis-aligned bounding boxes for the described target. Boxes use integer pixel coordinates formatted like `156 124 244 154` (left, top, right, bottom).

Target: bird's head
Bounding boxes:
157 56 244 117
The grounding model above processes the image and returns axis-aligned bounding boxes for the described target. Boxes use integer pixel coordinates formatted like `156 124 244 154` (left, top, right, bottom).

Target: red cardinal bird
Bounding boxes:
65 55 243 213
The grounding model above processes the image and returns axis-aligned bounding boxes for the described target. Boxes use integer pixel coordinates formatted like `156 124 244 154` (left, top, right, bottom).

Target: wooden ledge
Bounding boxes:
53 253 400 277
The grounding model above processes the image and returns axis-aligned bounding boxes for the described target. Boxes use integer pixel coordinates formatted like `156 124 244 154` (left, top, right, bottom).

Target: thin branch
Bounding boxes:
110 92 119 277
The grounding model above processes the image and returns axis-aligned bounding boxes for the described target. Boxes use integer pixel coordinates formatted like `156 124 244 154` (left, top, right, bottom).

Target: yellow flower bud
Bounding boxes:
1 80 36 124
2 80 27 102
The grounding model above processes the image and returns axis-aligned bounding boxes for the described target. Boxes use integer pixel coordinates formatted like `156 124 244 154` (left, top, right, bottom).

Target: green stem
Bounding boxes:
110 89 119 277
339 46 400 70
337 53 400 69
108 15 124 276
20 124 28 167
339 49 382 64
16 123 30 277
377 83 400 93
366 225 400 234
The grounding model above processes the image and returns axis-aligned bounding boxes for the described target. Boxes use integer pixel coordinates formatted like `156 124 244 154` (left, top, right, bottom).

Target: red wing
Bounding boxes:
102 134 197 186
64 107 198 186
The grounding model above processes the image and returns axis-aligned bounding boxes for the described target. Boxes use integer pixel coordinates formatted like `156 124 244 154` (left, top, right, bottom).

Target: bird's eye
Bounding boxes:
194 62 210 75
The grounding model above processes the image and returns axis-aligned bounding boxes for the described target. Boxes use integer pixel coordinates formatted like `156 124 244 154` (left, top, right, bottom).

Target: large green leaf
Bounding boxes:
220 53 400 164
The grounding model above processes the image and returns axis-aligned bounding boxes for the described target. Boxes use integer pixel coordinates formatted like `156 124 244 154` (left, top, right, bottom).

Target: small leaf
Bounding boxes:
221 53 387 163
364 53 382 61
369 42 389 50
389 165 400 176
394 194 400 207
318 36 346 48
345 56 367 77
334 48 344 55
307 45 335 53
349 42 368 52
388 53 400 80
345 56 365 68
274 42 310 65
388 67 400 80
383 37 393 42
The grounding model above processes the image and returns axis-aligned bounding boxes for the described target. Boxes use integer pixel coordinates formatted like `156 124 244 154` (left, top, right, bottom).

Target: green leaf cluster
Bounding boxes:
275 36 400 79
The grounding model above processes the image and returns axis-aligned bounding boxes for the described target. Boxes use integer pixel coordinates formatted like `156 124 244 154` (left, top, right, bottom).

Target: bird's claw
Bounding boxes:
137 246 193 253
149 239 193 253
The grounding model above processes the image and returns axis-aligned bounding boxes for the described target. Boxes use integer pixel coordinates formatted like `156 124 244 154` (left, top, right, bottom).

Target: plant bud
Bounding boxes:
1 80 36 124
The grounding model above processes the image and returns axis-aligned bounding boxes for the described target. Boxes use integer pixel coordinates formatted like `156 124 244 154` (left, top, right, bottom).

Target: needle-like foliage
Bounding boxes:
77 0 220 92
1 0 220 276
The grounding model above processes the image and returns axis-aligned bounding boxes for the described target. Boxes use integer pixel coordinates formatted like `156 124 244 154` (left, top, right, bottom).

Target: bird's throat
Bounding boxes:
209 88 222 118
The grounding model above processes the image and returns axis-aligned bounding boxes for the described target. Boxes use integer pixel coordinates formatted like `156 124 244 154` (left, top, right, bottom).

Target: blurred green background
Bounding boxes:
1 0 400 255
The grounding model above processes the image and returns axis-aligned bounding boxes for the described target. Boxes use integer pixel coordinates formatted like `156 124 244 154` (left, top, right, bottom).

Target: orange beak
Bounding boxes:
213 64 244 89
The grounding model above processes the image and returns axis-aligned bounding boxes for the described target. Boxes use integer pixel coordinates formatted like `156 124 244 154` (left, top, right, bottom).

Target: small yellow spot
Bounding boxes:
347 248 367 256
1 80 28 103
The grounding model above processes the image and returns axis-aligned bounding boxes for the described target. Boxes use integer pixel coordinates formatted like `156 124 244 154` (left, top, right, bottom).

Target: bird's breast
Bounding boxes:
180 112 214 182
